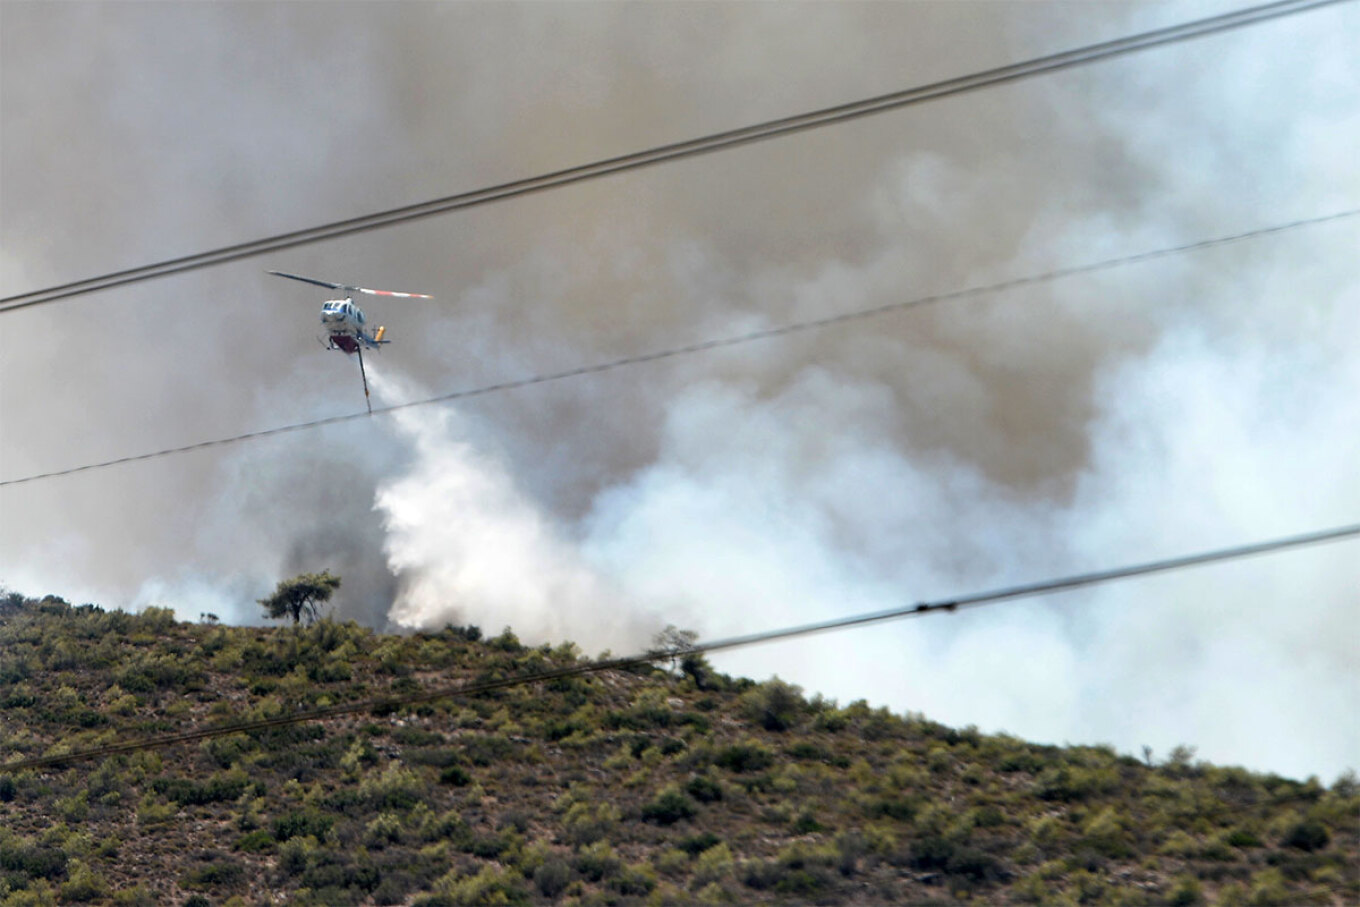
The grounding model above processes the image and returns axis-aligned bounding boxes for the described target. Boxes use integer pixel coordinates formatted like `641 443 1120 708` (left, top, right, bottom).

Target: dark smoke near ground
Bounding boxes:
2 1 1356 779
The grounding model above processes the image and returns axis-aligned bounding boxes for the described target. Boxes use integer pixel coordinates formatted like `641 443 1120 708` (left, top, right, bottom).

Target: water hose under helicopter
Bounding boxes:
357 345 372 415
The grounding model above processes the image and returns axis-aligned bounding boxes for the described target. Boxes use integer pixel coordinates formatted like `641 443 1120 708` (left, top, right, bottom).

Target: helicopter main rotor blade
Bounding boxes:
268 270 432 298
267 270 347 291
354 287 433 299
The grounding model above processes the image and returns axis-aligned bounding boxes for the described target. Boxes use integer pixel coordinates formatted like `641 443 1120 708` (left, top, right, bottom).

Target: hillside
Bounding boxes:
0 592 1354 906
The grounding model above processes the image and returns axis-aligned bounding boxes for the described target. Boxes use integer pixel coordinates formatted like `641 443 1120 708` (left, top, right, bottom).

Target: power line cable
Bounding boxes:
3 519 1356 772
2 207 1355 489
1 0 1348 313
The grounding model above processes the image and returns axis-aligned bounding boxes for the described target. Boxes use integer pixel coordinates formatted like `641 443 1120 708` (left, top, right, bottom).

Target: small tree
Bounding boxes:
258 571 340 626
651 624 698 674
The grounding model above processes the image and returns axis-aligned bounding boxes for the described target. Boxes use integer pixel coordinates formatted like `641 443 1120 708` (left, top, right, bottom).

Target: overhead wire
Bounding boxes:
3 519 1357 773
2 207 1355 489
0 0 1349 312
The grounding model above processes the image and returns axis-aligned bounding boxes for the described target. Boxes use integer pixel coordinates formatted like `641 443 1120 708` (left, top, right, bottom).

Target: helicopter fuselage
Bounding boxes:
321 297 385 354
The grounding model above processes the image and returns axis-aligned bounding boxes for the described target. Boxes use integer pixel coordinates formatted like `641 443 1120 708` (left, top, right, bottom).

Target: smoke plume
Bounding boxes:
3 1 1357 779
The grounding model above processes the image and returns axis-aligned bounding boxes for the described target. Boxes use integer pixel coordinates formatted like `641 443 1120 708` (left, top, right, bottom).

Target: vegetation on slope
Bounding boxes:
0 590 1355 906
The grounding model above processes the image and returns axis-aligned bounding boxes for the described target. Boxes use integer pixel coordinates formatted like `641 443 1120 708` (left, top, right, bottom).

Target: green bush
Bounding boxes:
715 743 774 774
870 795 919 822
438 765 472 787
463 734 515 766
574 842 622 882
740 678 806 732
1226 828 1263 848
534 858 573 898
0 841 67 881
151 772 249 806
641 786 697 825
561 800 620 846
393 727 445 747
181 860 245 890
610 863 657 896
686 774 723 803
235 829 275 853
57 861 108 903
1281 819 1329 852
1166 876 1206 907
787 742 830 762
274 810 334 842
679 833 723 857
744 853 834 895
1033 765 1115 802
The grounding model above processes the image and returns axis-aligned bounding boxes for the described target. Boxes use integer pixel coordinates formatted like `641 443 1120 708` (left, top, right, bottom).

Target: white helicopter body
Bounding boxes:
268 270 433 410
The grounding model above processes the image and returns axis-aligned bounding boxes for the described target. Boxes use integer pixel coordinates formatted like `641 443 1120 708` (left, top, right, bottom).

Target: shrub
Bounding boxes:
1166 876 1206 907
740 678 806 732
435 864 529 905
373 873 421 906
686 774 723 803
741 859 782 891
1033 765 1115 802
58 861 108 902
610 863 657 896
489 627 525 653
742 857 830 895
1281 819 1329 852
1243 868 1292 906
152 772 250 806
641 786 697 825
870 795 919 822
1226 828 1263 848
466 832 512 860
715 743 774 774
574 842 622 882
359 763 425 811
463 734 515 766
393 727 445 747
235 830 275 853
1081 806 1132 858
365 813 405 848
787 742 829 762
835 831 867 876
944 847 1004 884
439 765 472 787
534 858 573 899
0 841 68 881
561 800 620 846
908 833 955 871
680 833 723 857
182 860 246 890
273 810 334 842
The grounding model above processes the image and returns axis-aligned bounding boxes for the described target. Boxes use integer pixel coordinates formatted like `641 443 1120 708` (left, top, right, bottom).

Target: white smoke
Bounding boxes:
371 370 655 652
369 297 1359 781
4 1 1357 782
572 315 1359 779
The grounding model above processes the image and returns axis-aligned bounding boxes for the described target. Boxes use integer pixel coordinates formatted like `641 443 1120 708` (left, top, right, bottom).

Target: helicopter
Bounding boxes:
268 270 433 413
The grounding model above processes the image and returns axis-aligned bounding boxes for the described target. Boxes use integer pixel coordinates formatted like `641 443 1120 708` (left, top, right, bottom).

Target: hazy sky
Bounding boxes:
2 1 1357 781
